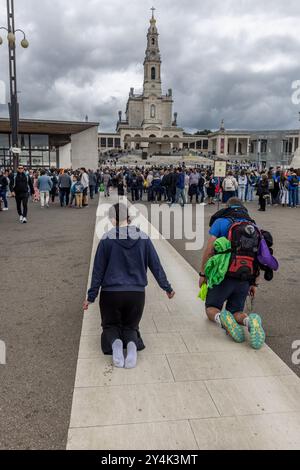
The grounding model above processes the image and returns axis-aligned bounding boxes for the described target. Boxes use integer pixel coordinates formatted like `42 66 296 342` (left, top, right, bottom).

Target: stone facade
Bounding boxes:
99 10 184 155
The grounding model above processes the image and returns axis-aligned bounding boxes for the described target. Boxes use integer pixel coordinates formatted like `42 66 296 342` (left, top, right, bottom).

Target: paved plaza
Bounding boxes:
1 193 300 450
0 198 98 449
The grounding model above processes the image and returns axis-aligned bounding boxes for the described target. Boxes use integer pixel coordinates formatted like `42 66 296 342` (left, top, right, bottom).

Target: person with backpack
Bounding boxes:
238 170 248 202
10 165 34 223
83 203 175 369
222 171 238 204
288 170 299 208
0 169 9 211
73 176 84 208
58 169 72 207
198 197 273 350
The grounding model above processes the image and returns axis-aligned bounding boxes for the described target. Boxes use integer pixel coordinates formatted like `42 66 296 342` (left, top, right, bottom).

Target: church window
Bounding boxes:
151 67 156 80
151 105 156 118
151 38 155 45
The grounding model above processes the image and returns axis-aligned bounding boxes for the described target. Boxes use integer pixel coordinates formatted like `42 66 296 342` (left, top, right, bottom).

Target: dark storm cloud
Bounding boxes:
1 0 300 132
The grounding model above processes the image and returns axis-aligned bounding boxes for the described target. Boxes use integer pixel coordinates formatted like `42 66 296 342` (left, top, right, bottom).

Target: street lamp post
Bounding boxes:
0 0 29 170
257 137 261 171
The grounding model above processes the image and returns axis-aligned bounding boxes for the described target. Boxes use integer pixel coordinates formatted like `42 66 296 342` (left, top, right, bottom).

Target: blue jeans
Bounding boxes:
0 190 8 208
247 186 255 201
289 188 298 207
175 187 186 205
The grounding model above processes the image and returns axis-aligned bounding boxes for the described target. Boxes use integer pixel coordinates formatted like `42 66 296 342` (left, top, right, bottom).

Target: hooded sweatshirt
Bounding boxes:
87 226 172 302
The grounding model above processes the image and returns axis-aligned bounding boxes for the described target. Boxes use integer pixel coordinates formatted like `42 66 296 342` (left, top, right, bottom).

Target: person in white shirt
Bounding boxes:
222 171 238 203
238 171 248 202
80 168 89 207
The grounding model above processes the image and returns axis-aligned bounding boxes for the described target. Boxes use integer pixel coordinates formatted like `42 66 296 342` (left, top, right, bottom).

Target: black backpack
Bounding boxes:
290 175 299 187
226 220 261 282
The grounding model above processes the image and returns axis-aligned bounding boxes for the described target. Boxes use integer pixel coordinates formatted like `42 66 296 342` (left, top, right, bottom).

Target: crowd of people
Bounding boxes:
0 163 299 222
1 160 296 369
0 166 101 222
85 164 300 211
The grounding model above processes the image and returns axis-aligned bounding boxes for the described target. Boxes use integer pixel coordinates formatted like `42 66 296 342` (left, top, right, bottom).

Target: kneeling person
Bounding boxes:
199 198 266 350
83 203 175 368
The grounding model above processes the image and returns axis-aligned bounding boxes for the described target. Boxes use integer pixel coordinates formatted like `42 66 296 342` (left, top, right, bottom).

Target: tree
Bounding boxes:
194 129 211 135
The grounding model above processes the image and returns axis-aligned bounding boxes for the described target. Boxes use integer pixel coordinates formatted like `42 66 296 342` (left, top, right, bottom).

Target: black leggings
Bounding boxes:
99 291 146 355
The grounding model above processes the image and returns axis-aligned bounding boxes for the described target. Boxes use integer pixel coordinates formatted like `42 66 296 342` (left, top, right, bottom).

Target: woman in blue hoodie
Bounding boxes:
83 203 175 369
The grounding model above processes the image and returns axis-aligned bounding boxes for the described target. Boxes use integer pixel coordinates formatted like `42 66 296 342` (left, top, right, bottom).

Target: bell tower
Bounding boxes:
143 7 162 97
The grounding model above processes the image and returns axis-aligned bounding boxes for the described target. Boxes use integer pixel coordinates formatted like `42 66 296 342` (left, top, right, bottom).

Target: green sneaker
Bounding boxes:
248 314 265 350
220 310 245 343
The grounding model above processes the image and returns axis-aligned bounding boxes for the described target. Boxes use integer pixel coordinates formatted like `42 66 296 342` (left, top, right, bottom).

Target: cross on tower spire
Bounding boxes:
151 6 155 19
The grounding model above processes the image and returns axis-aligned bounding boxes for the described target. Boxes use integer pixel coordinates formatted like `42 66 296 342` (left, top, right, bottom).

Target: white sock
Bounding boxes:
125 341 137 369
214 313 222 328
243 317 250 331
112 339 124 368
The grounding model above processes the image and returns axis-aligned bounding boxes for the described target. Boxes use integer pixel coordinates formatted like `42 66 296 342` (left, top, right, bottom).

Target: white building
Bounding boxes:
99 9 185 156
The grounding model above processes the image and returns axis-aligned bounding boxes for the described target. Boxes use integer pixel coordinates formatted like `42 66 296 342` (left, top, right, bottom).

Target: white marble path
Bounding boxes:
67 193 300 450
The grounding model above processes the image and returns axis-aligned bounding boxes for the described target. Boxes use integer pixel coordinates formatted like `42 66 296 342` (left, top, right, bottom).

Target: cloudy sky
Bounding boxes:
1 0 300 132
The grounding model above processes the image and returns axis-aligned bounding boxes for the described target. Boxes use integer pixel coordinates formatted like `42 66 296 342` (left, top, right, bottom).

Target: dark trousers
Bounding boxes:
131 188 139 201
138 187 143 200
16 194 28 217
167 187 176 203
89 185 95 199
99 291 146 354
259 195 266 211
50 187 57 203
83 187 88 205
223 191 236 203
198 188 205 203
59 188 70 206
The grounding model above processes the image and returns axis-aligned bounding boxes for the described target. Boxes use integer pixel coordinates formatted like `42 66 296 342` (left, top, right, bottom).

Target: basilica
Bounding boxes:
99 9 188 156
98 10 299 168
